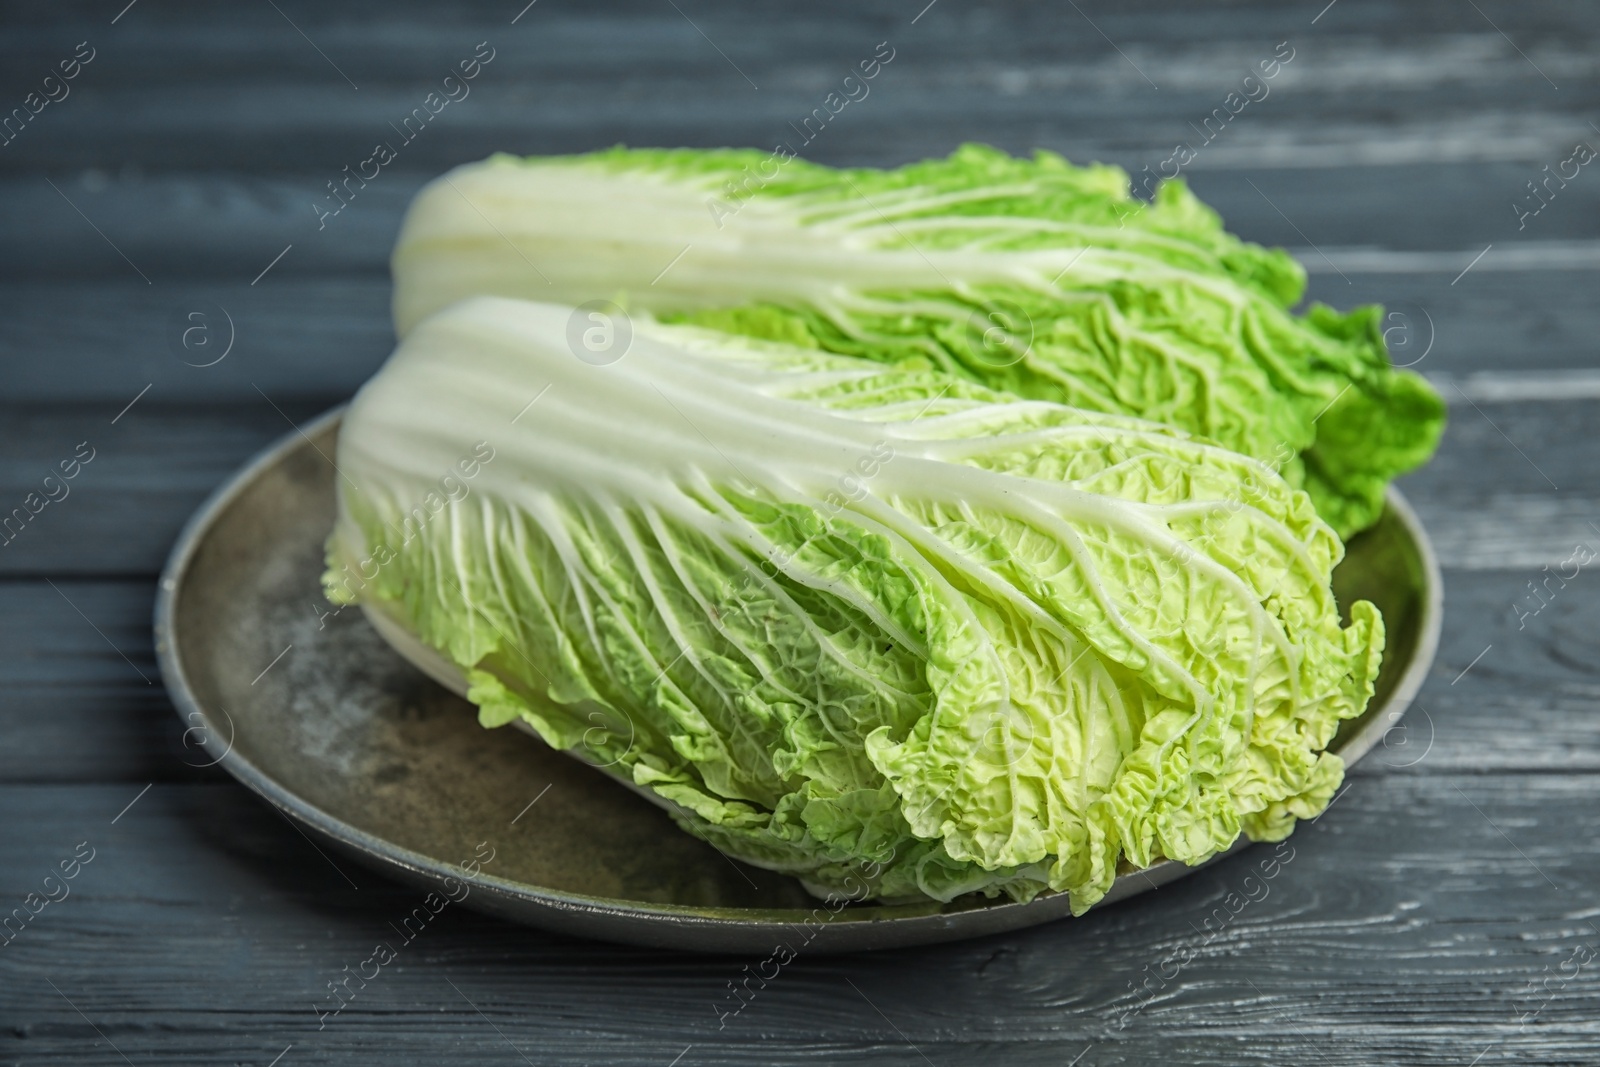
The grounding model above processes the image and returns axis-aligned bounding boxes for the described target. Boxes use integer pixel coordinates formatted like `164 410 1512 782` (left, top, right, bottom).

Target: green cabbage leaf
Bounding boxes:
327 296 1383 914
390 144 1443 537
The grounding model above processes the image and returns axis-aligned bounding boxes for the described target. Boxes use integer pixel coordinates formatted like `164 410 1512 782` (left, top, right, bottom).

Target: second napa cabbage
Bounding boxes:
389 144 1444 538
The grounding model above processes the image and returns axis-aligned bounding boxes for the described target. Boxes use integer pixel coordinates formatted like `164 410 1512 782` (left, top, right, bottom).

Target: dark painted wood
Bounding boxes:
6 269 1600 408
6 164 1599 289
3 777 1600 1065
0 404 326 577
3 0 1598 178
3 565 1598 786
1 395 1596 577
4 0 1600 1062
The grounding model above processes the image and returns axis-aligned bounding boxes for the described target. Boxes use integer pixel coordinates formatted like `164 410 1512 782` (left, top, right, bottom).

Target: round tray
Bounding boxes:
154 407 1441 954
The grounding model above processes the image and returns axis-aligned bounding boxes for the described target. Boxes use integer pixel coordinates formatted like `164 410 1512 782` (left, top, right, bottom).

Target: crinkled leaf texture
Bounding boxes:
328 296 1384 914
390 143 1443 537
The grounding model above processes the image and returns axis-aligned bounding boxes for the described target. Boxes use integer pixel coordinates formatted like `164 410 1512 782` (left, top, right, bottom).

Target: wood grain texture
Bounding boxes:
5 563 1595 786
3 778 1600 1066
2 0 1598 177
0 394 1595 576
0 400 1596 785
5 266 1600 407
7 165 1599 289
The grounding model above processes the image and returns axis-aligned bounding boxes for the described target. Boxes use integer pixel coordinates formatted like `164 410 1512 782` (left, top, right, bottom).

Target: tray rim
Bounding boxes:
154 404 1444 952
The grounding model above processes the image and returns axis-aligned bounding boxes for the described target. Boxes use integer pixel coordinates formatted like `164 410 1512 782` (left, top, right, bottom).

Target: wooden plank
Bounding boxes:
1 268 1596 406
0 404 325 578
1187 165 1600 259
2 776 1599 1064
0 280 395 405
5 561 1598 785
1395 396 1600 560
0 578 212 786
0 402 1594 786
5 57 1598 177
2 1 1598 176
0 394 1595 576
10 162 1600 292
1414 493 1600 571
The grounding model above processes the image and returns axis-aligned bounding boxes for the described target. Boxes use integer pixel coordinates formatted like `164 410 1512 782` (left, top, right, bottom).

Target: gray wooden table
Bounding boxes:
4 1 1599 1063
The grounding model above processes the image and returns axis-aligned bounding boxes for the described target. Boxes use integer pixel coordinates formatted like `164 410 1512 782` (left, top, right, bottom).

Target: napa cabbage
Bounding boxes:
389 144 1443 537
327 295 1383 914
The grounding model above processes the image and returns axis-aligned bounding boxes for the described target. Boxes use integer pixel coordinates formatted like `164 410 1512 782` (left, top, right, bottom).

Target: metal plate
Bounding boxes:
154 407 1442 954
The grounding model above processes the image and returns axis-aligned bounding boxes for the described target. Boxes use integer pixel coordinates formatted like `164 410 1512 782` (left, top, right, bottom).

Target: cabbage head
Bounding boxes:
390 144 1444 537
327 296 1383 914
